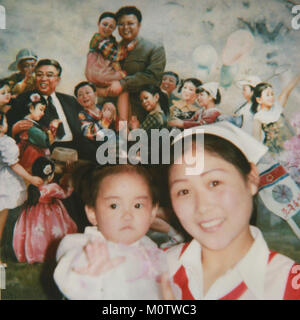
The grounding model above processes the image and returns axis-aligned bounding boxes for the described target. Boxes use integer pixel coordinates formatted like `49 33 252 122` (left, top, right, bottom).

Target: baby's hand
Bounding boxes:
129 116 140 130
73 240 125 276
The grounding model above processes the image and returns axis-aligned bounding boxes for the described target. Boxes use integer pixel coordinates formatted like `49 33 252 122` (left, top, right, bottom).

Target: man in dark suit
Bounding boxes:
6 59 92 231
7 58 97 161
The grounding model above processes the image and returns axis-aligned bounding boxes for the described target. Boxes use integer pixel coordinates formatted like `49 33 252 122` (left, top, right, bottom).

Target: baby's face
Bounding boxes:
87 172 157 245
98 17 116 38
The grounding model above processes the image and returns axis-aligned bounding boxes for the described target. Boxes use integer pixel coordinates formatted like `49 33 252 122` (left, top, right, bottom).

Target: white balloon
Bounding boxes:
192 44 218 74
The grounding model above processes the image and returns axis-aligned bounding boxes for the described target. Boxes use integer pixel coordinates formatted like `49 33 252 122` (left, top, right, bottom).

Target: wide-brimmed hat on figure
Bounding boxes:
8 48 38 71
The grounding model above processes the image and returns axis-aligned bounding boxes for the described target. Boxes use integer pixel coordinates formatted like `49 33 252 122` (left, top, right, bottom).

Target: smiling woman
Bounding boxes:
165 121 300 300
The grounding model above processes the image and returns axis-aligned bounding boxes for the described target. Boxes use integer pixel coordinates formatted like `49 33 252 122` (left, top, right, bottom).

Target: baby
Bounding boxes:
54 163 173 300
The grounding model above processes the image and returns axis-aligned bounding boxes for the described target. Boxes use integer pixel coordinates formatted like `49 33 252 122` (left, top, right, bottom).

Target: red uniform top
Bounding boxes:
166 226 300 300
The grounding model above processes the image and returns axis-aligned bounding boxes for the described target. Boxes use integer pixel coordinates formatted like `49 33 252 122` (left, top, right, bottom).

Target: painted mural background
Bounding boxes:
0 0 300 300
1 0 300 118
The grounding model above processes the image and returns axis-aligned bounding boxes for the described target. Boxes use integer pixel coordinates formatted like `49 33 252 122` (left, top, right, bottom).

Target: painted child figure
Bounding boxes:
234 76 262 135
13 157 77 264
4 48 37 97
12 92 61 173
54 163 170 300
0 113 43 265
168 78 202 130
242 77 300 241
164 122 300 300
0 80 12 115
160 71 180 107
192 82 222 126
129 85 169 133
85 12 134 122
193 82 242 128
251 73 300 156
75 82 117 142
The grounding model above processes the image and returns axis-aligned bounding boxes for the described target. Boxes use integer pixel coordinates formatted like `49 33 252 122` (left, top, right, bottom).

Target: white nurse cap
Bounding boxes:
198 82 219 99
236 75 262 88
172 121 268 164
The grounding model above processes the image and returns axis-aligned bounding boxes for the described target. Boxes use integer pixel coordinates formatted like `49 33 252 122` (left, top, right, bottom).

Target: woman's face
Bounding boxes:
0 85 11 106
98 17 116 38
77 85 97 110
169 146 257 251
118 14 140 43
30 103 46 121
161 75 177 95
86 172 157 245
140 91 159 112
197 90 212 107
257 86 274 108
181 81 198 103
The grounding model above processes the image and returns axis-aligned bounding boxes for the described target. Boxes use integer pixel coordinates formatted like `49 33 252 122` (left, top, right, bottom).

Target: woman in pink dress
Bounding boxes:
13 157 77 264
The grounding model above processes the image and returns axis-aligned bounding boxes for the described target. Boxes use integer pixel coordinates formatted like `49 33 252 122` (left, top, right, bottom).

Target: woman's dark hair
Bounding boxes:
26 157 55 207
0 79 10 90
74 81 96 97
115 6 142 23
27 91 47 111
139 84 169 116
250 82 272 114
196 87 222 105
162 71 180 86
98 11 117 24
35 59 62 77
169 134 251 181
72 162 159 208
178 78 203 93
